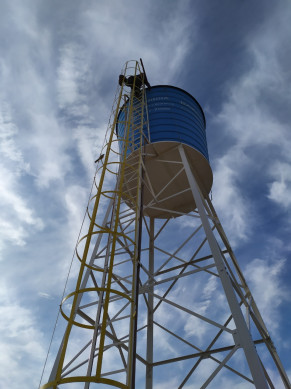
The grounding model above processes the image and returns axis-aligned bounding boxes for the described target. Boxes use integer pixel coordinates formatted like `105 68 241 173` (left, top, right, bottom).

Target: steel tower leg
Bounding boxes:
134 140 289 388
179 144 269 389
145 217 154 389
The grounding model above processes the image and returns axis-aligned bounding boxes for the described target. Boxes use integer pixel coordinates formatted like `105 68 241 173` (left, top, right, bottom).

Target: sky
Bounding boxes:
0 0 291 388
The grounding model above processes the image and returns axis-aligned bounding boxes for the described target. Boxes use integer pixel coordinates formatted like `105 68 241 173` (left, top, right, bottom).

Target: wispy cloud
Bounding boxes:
0 281 45 388
0 1 290 388
0 100 43 253
38 292 54 300
212 148 252 244
83 0 194 84
244 257 289 334
57 44 86 109
268 162 291 208
212 3 291 245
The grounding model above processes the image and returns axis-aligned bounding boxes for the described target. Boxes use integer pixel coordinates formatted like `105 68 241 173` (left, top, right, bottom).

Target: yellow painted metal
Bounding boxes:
41 60 148 389
60 287 133 329
95 62 142 380
41 376 128 389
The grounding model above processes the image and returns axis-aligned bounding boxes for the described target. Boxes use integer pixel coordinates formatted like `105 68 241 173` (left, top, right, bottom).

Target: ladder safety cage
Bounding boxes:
40 60 149 389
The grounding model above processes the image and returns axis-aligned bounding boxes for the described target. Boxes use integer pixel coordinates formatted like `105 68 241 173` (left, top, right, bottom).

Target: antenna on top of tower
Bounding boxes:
140 58 151 88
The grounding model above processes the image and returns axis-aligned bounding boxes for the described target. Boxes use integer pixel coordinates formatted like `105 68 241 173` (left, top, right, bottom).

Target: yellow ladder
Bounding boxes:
41 60 148 389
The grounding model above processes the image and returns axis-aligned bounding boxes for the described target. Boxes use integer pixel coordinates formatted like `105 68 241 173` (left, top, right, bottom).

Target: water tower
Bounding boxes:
40 60 290 389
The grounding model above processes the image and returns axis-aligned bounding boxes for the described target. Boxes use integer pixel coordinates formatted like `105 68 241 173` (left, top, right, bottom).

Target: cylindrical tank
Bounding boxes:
117 85 213 218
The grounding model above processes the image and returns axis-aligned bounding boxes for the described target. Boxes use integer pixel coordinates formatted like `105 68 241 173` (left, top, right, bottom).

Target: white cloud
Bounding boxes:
56 42 109 179
266 368 291 389
73 126 105 179
38 292 54 300
64 184 89 244
0 163 43 255
202 275 218 300
268 162 291 208
0 3 75 190
212 148 251 245
182 274 227 342
57 43 89 111
0 219 26 247
211 7 291 244
154 377 180 389
27 112 73 188
0 1 290 388
0 98 43 252
0 99 29 170
244 257 289 334
83 0 194 84
184 314 208 341
0 281 46 389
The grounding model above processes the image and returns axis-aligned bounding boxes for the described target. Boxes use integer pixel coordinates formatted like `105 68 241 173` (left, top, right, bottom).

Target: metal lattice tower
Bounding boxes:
40 60 290 389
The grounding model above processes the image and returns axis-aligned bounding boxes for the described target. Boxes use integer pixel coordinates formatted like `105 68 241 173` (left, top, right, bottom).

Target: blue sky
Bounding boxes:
0 0 291 388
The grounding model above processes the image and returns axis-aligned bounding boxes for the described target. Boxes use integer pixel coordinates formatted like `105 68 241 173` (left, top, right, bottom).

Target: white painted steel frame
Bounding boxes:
42 70 290 389
179 144 268 389
43 142 290 388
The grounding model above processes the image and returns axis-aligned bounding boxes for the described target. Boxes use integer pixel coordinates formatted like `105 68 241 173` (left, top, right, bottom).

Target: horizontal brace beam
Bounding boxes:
156 252 227 276
152 339 265 367
153 320 253 383
152 292 233 333
153 263 216 286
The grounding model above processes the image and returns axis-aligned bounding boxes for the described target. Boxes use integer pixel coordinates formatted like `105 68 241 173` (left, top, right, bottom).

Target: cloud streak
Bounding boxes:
0 1 290 388
211 1 291 246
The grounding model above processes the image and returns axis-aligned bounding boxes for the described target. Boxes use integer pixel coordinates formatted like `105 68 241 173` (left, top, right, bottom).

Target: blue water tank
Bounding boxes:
146 86 208 160
117 85 212 218
117 85 208 161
